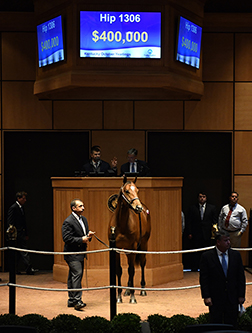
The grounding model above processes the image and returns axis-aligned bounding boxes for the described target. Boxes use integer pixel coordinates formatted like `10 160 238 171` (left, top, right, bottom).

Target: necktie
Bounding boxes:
79 216 86 235
222 252 227 277
225 206 233 228
200 205 204 220
131 163 135 173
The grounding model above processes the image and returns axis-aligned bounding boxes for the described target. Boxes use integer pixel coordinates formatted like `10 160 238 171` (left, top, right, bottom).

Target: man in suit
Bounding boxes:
82 145 117 176
120 148 151 177
186 192 217 271
7 191 37 275
218 191 248 248
62 199 95 310
200 230 246 327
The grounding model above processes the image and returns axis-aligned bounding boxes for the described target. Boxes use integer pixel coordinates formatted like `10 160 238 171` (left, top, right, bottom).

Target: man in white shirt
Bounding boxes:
218 191 248 247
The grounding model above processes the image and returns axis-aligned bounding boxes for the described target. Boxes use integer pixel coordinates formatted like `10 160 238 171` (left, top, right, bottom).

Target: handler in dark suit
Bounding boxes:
7 191 37 275
82 145 117 176
186 192 217 271
120 148 151 177
200 230 246 328
62 199 95 310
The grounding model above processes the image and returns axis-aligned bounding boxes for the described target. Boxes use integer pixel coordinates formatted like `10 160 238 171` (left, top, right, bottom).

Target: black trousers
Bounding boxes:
209 302 238 328
66 260 84 304
16 234 31 272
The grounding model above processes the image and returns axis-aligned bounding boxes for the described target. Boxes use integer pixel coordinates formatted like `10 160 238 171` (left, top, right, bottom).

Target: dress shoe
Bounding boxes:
26 268 39 275
74 301 86 310
67 302 75 307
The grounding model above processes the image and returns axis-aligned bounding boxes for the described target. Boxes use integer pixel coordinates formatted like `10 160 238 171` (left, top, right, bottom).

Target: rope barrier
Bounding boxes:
2 245 251 255
1 246 252 297
2 281 252 292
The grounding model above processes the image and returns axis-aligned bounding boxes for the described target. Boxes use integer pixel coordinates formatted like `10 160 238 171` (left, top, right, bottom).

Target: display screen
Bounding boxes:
80 11 161 59
176 16 202 69
37 15 64 67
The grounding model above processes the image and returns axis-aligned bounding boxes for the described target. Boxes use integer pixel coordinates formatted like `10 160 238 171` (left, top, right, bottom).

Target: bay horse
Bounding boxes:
108 176 151 303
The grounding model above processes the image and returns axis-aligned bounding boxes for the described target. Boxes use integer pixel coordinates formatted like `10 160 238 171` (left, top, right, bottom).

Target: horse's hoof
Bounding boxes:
140 290 147 296
129 296 137 304
117 296 123 303
124 289 130 296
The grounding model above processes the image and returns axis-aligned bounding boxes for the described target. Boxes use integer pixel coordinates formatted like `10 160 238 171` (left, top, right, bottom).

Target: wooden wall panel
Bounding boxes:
135 101 183 130
2 32 36 81
185 83 233 130
234 131 252 174
202 33 233 82
92 131 146 174
235 33 252 81
235 83 252 130
2 82 52 129
53 101 102 129
104 101 133 129
53 188 83 267
234 175 252 264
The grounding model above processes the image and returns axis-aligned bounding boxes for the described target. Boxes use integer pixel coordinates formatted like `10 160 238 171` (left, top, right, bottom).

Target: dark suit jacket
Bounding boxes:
200 247 246 308
7 202 27 238
62 213 90 262
120 160 151 177
186 203 217 244
82 159 116 176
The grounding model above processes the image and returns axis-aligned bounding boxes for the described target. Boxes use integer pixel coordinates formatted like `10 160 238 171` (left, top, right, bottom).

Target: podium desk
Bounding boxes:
51 177 184 286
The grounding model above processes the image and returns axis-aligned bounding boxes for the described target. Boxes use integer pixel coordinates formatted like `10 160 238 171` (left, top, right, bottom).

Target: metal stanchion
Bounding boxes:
6 224 17 315
109 226 116 320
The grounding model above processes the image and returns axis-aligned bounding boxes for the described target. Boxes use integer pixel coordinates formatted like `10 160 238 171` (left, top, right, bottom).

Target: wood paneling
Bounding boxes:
0 12 35 32
202 33 233 82
234 131 252 174
235 34 252 81
135 101 183 130
235 83 252 130
185 83 233 130
104 101 133 130
2 32 36 81
53 101 102 129
52 177 183 286
234 175 252 264
2 82 52 129
92 131 146 174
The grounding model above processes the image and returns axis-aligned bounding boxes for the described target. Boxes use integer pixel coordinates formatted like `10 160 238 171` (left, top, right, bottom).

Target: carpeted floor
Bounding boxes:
1 270 252 321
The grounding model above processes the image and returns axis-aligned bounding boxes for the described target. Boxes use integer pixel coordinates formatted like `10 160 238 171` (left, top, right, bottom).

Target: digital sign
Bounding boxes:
176 16 202 69
37 15 64 67
80 11 161 59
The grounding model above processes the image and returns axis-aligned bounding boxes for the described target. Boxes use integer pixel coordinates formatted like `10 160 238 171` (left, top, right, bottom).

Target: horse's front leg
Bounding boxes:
139 253 147 296
116 253 123 303
126 253 137 303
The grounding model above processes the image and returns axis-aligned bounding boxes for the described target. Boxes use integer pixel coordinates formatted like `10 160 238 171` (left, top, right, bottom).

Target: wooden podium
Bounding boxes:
51 177 184 286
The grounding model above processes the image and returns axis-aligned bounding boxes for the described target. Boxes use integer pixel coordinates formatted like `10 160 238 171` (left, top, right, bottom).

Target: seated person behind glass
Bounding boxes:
120 148 151 177
82 145 117 176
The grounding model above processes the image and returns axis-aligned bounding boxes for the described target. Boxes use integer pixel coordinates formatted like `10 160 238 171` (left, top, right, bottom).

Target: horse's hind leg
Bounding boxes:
126 254 137 303
140 253 147 296
116 253 123 303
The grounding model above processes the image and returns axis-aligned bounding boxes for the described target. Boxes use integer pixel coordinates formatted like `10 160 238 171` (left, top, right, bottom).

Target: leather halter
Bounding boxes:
121 182 142 213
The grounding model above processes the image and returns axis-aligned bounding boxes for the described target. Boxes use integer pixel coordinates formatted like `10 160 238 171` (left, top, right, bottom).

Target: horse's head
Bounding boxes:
121 176 143 213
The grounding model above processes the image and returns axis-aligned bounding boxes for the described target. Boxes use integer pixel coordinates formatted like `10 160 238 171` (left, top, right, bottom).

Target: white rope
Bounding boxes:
2 246 252 255
3 282 252 292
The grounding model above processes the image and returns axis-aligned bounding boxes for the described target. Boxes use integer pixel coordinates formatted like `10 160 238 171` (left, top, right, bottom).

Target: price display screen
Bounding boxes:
80 11 161 59
176 16 202 69
37 15 64 67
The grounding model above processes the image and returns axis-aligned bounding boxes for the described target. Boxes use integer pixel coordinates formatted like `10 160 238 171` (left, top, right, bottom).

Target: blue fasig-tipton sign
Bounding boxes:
176 16 202 69
37 15 64 67
80 11 161 59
